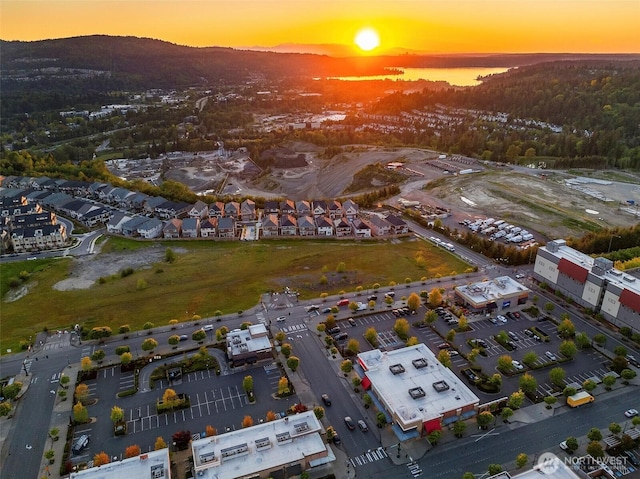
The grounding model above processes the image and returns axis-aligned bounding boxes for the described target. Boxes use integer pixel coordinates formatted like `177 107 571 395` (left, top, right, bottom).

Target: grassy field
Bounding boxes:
1 237 470 355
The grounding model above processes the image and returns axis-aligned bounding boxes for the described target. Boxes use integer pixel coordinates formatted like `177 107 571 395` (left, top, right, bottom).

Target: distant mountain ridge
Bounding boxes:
1 35 638 91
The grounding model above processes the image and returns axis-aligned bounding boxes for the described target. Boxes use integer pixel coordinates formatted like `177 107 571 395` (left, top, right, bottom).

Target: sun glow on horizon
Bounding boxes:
354 28 380 52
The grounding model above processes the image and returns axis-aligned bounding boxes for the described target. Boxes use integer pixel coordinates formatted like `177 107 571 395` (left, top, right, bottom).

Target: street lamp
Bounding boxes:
396 442 401 458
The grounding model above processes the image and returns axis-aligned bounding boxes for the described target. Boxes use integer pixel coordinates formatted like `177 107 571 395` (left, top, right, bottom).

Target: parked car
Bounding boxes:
496 315 507 323
334 333 349 341
511 360 524 371
508 331 519 341
332 433 341 445
437 343 451 349
306 305 320 312
624 409 638 418
358 419 368 432
385 291 396 298
348 318 356 327
524 329 534 337
488 317 498 324
344 416 355 430
506 312 516 321
322 307 332 314
368 295 378 301
327 326 340 335
623 450 640 466
72 434 90 454
179 335 188 341
626 355 640 367
321 394 331 406
545 351 557 361
507 341 517 350
462 369 479 383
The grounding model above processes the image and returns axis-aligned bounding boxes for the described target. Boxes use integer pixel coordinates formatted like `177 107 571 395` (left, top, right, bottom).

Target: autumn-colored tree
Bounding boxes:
507 390 525 409
325 316 337 330
154 436 167 450
141 338 158 352
346 338 360 355
110 406 124 423
364 327 378 346
393 318 410 339
125 445 141 458
458 315 468 330
206 425 217 437
242 376 253 393
242 415 254 428
424 309 438 325
168 335 180 346
281 343 292 358
266 410 277 422
81 356 92 371
287 356 299 372
162 388 179 408
477 411 494 429
437 349 452 368
407 292 421 311
274 331 286 343
341 360 353 373
406 336 419 346
277 377 290 396
314 406 325 420
120 352 132 365
428 288 443 308
93 452 110 466
75 383 89 404
73 402 88 423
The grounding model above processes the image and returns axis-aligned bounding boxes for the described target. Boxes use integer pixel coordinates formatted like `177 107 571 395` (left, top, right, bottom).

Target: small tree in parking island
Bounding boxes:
549 367 566 389
242 415 254 428
559 340 577 359
242 376 253 394
501 407 514 422
488 464 503 475
507 390 525 410
141 338 158 353
280 343 292 358
462 473 475 479
583 379 597 392
445 329 456 342
393 318 410 339
143 321 154 331
120 352 132 365
557 318 576 338
91 350 105 364
437 350 452 368
168 335 180 347
602 375 617 390
73 402 89 424
565 436 579 452
407 293 421 312
593 333 606 347
192 329 206 342
81 357 93 371
364 327 378 347
609 422 622 435
519 373 538 395
428 288 443 308
110 406 124 424
497 355 513 371
75 383 89 404
621 368 637 384
544 396 557 409
0 402 12 417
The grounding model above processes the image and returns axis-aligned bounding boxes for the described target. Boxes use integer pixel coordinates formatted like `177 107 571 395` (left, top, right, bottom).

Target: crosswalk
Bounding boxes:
407 461 423 477
279 323 308 334
350 447 388 467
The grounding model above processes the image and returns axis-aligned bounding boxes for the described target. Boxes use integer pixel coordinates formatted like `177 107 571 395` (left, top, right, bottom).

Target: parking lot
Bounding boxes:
69 359 299 464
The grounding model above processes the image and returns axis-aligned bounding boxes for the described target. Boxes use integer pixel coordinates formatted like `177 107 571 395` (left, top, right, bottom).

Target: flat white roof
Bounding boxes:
191 410 330 479
226 323 271 356
69 448 171 479
455 275 529 305
358 344 479 425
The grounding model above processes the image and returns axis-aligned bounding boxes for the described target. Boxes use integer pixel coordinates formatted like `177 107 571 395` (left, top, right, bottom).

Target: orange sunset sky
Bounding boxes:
1 0 639 54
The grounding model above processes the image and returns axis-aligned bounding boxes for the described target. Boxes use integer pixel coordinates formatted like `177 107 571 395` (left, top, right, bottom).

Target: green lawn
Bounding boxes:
1 237 470 355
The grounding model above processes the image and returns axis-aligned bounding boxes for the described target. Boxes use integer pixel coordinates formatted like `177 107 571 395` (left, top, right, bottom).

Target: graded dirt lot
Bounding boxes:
166 141 639 241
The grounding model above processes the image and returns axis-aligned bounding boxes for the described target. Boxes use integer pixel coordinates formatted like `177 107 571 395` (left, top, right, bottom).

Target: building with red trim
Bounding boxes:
534 239 640 334
356 344 479 438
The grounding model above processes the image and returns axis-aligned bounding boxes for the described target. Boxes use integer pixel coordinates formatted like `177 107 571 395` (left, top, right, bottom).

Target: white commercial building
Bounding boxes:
454 276 530 311
190 410 333 479
357 344 479 436
69 448 171 479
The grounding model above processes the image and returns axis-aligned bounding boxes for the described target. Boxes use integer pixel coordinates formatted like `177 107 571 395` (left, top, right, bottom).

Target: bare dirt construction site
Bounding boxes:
166 141 639 241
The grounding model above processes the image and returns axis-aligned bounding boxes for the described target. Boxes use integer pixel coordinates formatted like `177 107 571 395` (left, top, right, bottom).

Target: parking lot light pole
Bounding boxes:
397 442 401 458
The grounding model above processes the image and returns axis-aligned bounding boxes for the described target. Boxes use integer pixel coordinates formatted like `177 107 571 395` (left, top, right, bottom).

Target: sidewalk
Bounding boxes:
38 364 79 479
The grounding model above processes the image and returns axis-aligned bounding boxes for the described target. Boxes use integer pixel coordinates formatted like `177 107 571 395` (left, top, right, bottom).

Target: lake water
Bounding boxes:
329 67 512 86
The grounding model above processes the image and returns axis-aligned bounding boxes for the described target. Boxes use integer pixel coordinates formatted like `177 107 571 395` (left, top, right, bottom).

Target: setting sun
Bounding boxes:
354 28 380 52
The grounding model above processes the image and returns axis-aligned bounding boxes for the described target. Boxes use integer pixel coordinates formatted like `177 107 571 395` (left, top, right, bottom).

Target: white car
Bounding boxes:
511 360 524 371
624 409 638 418
496 315 507 323
276 316 286 322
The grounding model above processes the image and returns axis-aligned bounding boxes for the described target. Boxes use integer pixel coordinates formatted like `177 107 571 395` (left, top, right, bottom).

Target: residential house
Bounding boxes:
261 214 279 237
327 200 343 219
163 219 183 239
155 200 191 220
121 216 150 236
188 200 209 219
217 216 236 239
263 200 279 215
208 201 225 218
126 192 150 211
106 212 133 234
224 201 240 219
334 217 352 237
9 211 56 230
315 216 334 236
312 200 327 217
367 215 392 236
342 199 359 219
10 223 67 253
351 218 371 238
182 217 200 238
200 217 217 238
296 200 311 217
81 206 111 227
143 196 167 216
279 214 297 236
297 216 316 236
385 214 409 234
241 199 257 221
137 218 163 239
280 199 296 217
1 203 42 218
